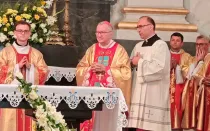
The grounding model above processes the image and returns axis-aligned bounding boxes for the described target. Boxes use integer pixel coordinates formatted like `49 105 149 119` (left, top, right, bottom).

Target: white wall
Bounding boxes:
184 0 210 37
111 0 207 42
126 0 183 8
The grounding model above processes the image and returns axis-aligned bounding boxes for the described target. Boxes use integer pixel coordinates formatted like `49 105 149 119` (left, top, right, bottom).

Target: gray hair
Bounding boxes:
197 35 210 43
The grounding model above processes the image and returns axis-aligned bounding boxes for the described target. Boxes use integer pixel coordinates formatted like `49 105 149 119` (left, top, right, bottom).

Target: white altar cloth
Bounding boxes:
0 84 128 131
47 66 76 82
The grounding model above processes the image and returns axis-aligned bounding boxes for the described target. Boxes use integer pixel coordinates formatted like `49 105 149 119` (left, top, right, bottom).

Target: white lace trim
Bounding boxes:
47 66 76 82
0 85 128 130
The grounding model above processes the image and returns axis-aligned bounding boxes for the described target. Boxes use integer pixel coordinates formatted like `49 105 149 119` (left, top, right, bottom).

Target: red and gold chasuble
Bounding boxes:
80 43 118 131
197 63 210 131
181 66 198 129
0 47 34 131
14 46 34 131
203 64 210 131
170 53 185 129
84 43 118 87
13 46 31 80
0 44 48 131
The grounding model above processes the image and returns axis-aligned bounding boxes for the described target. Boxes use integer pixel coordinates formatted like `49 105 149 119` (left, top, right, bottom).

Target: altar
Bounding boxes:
0 84 128 131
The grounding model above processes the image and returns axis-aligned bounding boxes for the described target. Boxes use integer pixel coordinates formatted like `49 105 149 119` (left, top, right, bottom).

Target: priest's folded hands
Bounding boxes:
91 62 106 73
18 56 31 69
171 57 178 69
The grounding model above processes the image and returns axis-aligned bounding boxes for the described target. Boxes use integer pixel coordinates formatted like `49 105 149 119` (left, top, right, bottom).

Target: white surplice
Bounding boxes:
128 40 171 131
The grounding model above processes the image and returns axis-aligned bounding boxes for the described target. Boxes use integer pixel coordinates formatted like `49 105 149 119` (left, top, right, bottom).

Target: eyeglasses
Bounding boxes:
15 30 30 34
136 24 151 29
95 31 112 35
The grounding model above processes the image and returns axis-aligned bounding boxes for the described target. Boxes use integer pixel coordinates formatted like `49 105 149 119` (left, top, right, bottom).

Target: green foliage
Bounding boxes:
16 76 69 131
0 0 56 46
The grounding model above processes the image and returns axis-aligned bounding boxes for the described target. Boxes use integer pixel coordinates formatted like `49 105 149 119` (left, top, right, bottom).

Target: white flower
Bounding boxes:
24 7 27 11
5 43 11 46
8 31 14 35
35 105 45 117
31 33 38 40
40 23 46 28
26 20 32 24
43 28 47 33
15 72 24 79
31 23 36 30
36 106 49 128
39 38 43 43
20 89 25 94
44 101 56 112
52 112 65 125
29 90 39 100
45 0 53 9
43 126 52 131
44 101 51 107
46 16 57 26
37 116 48 128
53 128 60 131
0 33 8 42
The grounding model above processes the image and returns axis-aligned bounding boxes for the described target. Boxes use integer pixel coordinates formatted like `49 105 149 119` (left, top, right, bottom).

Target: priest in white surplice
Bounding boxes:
128 16 171 131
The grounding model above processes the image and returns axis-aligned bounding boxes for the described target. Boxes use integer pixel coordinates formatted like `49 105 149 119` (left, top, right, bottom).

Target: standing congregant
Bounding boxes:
128 16 171 131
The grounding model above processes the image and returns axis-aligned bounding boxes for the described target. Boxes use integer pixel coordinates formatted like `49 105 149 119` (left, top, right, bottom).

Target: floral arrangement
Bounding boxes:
16 73 70 131
0 0 57 46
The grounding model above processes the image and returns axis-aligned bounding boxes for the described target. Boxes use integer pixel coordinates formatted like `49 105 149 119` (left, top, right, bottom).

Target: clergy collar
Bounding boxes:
142 34 160 47
15 40 29 47
145 34 155 42
170 49 182 54
99 40 116 49
13 41 30 54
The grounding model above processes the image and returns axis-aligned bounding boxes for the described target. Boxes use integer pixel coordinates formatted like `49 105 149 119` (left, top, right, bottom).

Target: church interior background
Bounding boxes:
0 0 210 130
2 0 210 58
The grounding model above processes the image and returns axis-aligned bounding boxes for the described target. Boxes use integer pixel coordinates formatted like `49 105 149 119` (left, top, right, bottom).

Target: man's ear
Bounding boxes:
150 25 154 31
181 42 184 47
